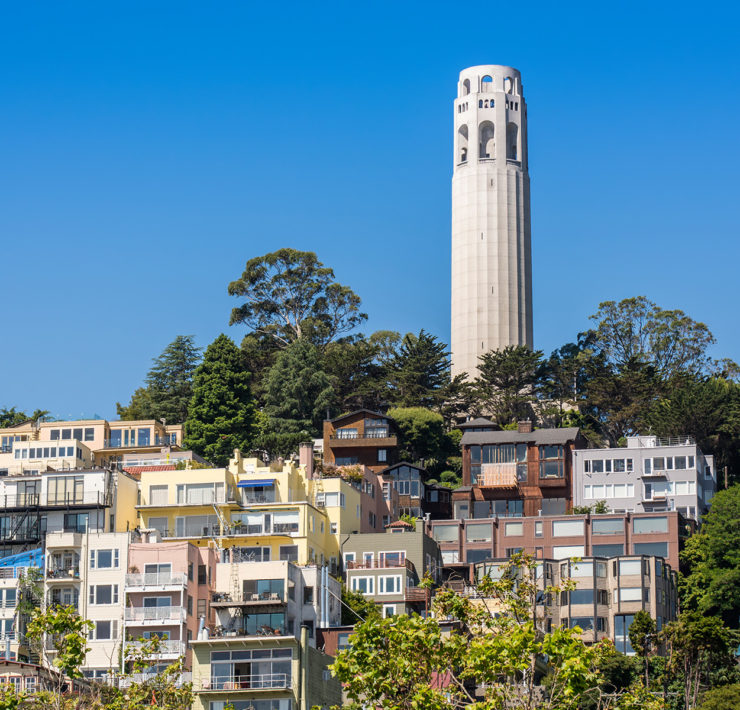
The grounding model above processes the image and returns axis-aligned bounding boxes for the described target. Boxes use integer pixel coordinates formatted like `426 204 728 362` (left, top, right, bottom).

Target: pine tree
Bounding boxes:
184 334 257 465
118 335 202 423
388 330 451 409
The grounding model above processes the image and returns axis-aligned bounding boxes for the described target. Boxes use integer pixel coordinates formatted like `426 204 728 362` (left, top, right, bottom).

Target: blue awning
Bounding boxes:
237 479 275 488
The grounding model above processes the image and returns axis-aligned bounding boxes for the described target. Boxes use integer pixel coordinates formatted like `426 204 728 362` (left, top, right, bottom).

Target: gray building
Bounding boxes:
573 436 715 521
342 520 442 617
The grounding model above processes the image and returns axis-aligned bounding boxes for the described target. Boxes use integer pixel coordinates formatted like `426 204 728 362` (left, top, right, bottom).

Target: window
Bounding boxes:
552 520 584 537
568 589 595 605
619 559 643 576
378 449 387 463
89 585 118 605
383 604 396 618
48 476 84 505
335 456 359 465
350 576 374 595
552 545 584 559
615 615 635 654
504 522 523 536
619 587 643 601
592 519 623 535
593 543 624 557
378 575 402 594
89 620 118 640
432 524 459 542
198 565 207 584
633 517 668 534
187 595 193 615
467 549 493 563
64 513 89 533
634 542 668 557
466 523 492 542
90 549 118 569
535 521 543 537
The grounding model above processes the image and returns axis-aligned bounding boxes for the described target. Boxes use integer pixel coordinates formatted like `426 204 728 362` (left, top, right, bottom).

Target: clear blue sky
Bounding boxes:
1 1 738 420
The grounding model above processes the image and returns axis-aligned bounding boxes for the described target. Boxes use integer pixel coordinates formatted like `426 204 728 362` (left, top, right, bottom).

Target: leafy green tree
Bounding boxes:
589 297 720 378
679 485 740 626
332 552 660 710
387 330 452 409
583 357 661 446
117 335 202 423
184 334 257 466
697 683 740 710
629 611 657 687
26 605 93 710
0 408 31 427
228 248 367 347
475 345 544 426
262 339 336 436
661 611 735 710
341 585 381 626
387 407 451 473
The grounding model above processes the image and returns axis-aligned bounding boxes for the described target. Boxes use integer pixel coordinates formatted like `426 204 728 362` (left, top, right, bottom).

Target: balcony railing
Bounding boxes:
211 591 285 605
330 431 391 440
45 492 112 507
119 672 191 689
103 436 173 449
125 606 186 622
405 587 431 603
346 558 414 572
125 572 187 588
125 639 187 656
0 494 40 508
196 674 291 691
46 566 80 580
479 464 518 488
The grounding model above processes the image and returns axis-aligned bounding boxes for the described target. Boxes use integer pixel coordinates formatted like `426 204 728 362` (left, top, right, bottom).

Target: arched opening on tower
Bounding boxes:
462 78 471 96
504 76 514 94
481 75 493 92
457 125 468 163
479 121 495 160
506 123 518 160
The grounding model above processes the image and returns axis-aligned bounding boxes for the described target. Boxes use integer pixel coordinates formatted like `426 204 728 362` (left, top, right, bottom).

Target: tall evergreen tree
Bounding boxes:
388 330 451 409
184 334 256 466
262 339 336 435
475 345 544 426
118 335 202 423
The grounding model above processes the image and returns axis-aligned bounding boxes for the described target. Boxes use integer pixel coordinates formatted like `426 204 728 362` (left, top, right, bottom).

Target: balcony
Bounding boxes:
211 592 286 608
119 672 191 689
478 464 518 489
125 606 186 624
346 558 414 572
43 492 112 508
125 639 187 657
46 566 81 581
195 674 292 691
103 436 173 449
45 532 84 548
328 432 397 448
0 494 40 508
125 573 187 589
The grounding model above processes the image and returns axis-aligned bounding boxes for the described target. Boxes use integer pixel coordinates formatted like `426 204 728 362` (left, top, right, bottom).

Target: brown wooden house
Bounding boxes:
322 410 398 472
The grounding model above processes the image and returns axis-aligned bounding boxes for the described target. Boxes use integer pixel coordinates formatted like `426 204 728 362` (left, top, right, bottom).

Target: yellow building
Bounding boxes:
136 452 362 572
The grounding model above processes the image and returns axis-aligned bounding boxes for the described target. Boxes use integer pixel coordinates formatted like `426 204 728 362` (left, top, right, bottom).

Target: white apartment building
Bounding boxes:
573 436 716 521
44 531 130 680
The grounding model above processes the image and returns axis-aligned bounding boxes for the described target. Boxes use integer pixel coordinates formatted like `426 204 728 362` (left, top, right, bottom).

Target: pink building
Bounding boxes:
124 541 217 670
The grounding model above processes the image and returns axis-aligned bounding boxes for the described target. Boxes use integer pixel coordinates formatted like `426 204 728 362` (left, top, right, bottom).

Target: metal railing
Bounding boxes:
118 672 191 689
46 566 80 579
211 591 285 604
330 431 392 440
125 572 187 587
196 673 291 690
126 639 186 656
125 606 186 622
346 558 414 572
45 492 112 507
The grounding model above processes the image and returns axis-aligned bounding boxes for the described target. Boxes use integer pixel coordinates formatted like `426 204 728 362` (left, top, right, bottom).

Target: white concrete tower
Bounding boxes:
451 65 533 379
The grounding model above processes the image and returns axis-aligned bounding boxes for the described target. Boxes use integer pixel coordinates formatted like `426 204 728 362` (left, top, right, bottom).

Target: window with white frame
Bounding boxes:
90 549 119 569
89 620 118 640
350 576 374 595
89 585 119 605
378 575 402 594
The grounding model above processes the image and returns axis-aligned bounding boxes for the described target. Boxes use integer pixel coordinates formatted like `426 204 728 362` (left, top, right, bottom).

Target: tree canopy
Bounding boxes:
228 248 367 347
183 334 257 465
117 335 202 423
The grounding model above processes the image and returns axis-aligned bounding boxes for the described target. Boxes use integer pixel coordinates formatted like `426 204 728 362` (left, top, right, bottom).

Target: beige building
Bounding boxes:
451 65 533 379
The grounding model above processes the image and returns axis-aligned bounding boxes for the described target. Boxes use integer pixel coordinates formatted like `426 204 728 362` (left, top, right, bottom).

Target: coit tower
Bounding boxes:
450 65 533 379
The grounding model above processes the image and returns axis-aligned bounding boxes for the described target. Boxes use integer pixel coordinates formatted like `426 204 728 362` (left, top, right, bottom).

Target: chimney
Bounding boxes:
299 442 315 479
517 420 533 434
